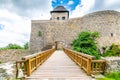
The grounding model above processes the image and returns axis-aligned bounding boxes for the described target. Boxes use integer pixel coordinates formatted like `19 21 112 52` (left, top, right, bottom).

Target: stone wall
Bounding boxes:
30 10 120 53
103 57 120 73
0 50 30 63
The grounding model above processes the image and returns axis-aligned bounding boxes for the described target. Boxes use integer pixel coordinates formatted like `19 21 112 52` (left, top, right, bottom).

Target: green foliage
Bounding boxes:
102 44 120 57
0 43 23 50
105 71 120 79
0 42 29 50
98 71 120 80
98 78 116 80
0 61 2 64
38 31 42 37
7 43 23 49
24 42 29 49
72 31 100 59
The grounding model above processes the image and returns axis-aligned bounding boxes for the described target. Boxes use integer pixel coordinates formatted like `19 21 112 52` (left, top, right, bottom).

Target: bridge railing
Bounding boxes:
63 48 106 75
16 48 55 77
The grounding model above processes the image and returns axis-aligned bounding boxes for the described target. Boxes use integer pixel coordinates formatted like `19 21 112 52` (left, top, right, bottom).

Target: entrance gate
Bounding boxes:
55 41 65 50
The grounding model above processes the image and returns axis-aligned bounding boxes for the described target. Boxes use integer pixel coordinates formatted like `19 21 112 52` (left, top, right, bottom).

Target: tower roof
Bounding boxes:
51 6 69 13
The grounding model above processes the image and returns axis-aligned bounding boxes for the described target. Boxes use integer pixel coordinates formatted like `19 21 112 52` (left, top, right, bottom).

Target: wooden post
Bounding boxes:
26 59 31 76
24 61 27 75
81 56 83 69
87 59 91 75
16 62 18 78
35 56 37 68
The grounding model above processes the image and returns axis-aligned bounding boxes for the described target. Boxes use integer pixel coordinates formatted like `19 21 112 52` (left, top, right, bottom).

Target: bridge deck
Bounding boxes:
26 50 92 80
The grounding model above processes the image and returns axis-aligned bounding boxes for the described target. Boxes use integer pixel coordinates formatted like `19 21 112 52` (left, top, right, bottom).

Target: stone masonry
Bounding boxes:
29 6 120 53
103 57 120 73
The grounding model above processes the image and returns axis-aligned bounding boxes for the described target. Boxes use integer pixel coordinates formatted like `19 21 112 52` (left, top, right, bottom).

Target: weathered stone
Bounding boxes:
91 74 105 79
103 57 120 73
29 6 120 53
0 62 15 80
0 50 30 63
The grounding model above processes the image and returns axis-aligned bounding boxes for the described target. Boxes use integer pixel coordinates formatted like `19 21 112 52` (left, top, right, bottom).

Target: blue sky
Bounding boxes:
0 24 4 30
0 0 120 47
52 0 80 11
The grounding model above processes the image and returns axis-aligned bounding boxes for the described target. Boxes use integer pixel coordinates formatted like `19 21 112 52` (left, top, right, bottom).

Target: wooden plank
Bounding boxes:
25 50 92 80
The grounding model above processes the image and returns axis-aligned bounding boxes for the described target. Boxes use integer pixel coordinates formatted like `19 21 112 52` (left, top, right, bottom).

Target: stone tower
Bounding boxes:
30 5 120 53
50 6 69 20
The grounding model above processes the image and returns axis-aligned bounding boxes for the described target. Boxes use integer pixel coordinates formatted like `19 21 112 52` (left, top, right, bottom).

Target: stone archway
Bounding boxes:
55 41 65 50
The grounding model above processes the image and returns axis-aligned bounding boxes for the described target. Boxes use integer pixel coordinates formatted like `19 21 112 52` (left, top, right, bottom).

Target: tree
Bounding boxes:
0 43 29 50
72 31 100 59
24 42 29 49
6 43 23 49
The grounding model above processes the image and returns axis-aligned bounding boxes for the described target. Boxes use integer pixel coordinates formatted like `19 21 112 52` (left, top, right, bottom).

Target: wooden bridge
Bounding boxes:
16 48 106 80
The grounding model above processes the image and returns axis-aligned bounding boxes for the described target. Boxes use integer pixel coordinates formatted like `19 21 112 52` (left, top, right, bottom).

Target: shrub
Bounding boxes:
72 31 100 59
24 42 29 49
0 61 2 64
38 31 42 36
98 71 120 80
102 44 120 57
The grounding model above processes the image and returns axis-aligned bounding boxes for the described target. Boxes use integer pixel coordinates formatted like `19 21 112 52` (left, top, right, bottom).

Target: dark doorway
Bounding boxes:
55 41 65 50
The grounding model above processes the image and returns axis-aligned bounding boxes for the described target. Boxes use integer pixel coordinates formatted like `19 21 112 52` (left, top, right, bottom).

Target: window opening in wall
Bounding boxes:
57 17 59 20
62 17 65 20
111 33 113 37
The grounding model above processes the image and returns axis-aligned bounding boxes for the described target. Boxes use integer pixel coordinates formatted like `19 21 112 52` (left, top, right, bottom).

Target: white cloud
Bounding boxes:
70 0 120 18
0 0 53 47
0 9 30 47
104 0 120 7
70 0 95 18
103 0 120 12
68 0 74 5
60 1 63 4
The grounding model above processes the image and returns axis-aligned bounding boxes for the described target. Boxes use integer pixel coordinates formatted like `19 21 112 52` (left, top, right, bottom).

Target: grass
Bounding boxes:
98 71 120 80
98 77 116 80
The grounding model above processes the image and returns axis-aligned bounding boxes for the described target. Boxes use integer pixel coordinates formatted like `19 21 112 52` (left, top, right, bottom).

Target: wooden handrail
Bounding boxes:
91 60 106 74
16 48 55 77
16 60 27 76
63 48 106 75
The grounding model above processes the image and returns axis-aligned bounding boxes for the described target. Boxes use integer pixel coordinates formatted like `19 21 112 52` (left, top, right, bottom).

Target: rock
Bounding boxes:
104 57 120 73
0 62 16 80
91 74 105 79
0 68 5 73
17 69 24 78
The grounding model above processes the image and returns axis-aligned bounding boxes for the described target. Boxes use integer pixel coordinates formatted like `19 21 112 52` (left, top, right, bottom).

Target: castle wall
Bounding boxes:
79 11 120 50
30 10 120 53
30 20 47 53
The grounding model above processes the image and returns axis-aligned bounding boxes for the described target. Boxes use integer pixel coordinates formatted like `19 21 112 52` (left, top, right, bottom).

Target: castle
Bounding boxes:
30 6 120 53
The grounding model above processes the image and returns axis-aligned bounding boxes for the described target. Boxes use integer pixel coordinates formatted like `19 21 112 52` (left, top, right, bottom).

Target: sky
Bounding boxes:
0 0 120 47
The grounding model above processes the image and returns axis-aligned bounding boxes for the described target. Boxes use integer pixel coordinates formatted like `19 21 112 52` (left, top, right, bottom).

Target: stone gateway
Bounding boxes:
30 6 120 53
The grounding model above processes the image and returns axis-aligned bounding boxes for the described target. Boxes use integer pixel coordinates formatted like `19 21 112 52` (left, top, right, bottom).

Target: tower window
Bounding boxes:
62 17 65 20
57 17 59 20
